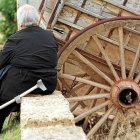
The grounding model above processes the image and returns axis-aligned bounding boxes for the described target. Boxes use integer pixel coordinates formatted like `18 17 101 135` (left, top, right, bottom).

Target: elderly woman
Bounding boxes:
0 4 57 132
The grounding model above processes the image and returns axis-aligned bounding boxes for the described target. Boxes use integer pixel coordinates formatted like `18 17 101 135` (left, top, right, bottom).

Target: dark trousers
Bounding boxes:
0 67 56 132
0 102 19 133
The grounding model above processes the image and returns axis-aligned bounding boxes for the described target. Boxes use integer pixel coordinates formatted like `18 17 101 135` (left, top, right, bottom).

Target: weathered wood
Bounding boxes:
67 94 110 102
104 0 140 15
128 43 140 79
72 50 114 85
65 2 104 19
72 83 87 93
58 18 83 30
48 0 139 42
118 27 126 79
97 34 136 53
87 105 115 139
70 102 79 112
74 100 110 123
134 73 140 83
58 73 111 91
92 35 120 81
108 109 119 140
59 78 86 108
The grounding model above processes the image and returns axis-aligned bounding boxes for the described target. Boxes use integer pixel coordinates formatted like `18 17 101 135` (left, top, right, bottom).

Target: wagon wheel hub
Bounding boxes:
111 80 140 108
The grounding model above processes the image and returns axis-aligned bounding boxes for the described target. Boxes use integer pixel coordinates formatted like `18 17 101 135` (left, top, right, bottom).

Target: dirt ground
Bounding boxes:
91 109 140 140
114 112 140 140
73 105 140 140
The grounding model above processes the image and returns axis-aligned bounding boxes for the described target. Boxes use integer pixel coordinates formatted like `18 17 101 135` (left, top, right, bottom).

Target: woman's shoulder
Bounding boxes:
8 30 24 39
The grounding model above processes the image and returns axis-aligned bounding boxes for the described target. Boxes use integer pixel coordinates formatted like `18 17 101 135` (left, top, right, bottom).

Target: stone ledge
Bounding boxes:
20 91 75 128
21 125 87 140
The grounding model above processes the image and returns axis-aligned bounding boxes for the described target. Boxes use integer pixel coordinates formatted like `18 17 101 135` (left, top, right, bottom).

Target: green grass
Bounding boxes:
0 13 3 44
0 34 3 44
0 114 20 140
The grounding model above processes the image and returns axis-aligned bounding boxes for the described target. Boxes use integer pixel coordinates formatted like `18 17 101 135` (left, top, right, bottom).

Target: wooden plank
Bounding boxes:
104 0 140 15
58 18 83 30
51 1 67 28
97 34 136 53
65 2 104 19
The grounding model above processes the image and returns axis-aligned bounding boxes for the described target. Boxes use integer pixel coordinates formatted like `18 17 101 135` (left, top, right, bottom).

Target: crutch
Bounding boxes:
0 79 47 110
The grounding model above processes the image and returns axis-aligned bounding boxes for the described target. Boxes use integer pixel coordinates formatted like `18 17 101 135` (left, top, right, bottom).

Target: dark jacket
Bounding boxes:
0 26 58 103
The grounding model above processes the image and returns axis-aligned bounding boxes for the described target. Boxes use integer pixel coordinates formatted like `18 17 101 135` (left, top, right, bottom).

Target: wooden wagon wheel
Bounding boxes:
57 16 140 139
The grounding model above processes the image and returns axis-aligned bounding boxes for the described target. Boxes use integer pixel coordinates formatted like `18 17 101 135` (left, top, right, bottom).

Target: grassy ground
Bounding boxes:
0 114 20 140
0 35 3 45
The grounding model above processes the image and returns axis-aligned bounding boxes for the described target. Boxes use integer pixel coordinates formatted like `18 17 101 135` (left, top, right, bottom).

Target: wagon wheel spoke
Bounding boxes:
90 89 104 108
72 50 114 85
87 105 115 139
118 27 126 79
67 93 110 102
58 73 111 91
75 100 111 123
83 88 104 131
59 78 86 107
92 35 120 81
108 109 119 140
128 43 140 79
70 86 96 112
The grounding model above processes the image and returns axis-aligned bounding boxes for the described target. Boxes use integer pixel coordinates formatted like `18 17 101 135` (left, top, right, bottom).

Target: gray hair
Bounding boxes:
17 4 39 27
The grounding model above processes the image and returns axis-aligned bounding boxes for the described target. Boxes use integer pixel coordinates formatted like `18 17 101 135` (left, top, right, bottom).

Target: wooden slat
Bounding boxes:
97 34 136 53
51 0 66 28
56 19 140 55
104 0 140 15
58 18 83 30
65 2 104 19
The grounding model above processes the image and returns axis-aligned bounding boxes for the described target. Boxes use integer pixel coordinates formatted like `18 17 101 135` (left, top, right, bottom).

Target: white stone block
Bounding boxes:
22 125 87 140
20 91 75 128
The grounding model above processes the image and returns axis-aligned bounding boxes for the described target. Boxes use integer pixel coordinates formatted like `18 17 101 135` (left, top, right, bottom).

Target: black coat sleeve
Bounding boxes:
0 38 15 69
